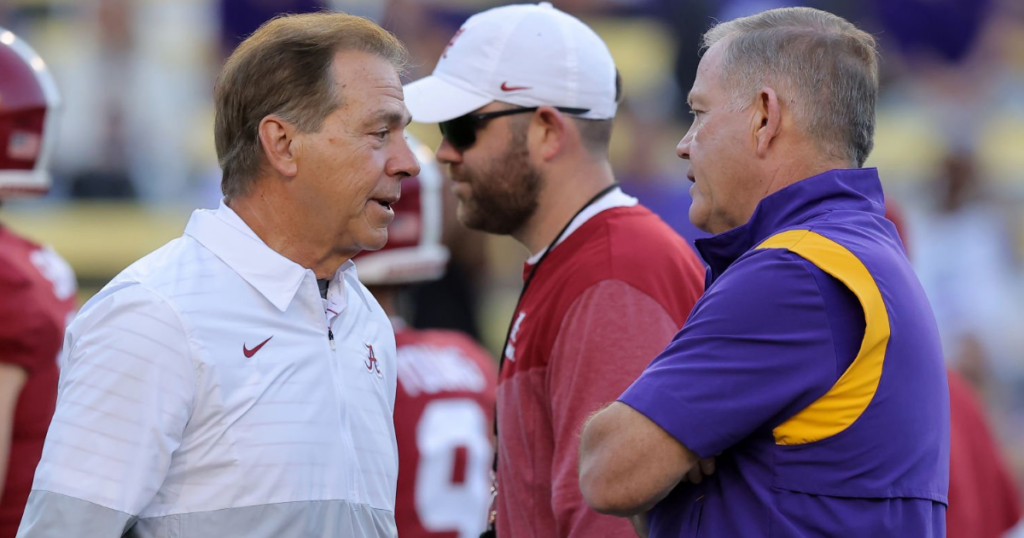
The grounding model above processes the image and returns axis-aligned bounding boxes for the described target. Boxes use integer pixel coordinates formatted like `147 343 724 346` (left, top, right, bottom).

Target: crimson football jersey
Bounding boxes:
0 225 76 538
393 326 497 538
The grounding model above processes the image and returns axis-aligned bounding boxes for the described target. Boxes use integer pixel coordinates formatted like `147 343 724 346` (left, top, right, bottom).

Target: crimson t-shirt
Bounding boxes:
0 226 76 538
496 205 705 538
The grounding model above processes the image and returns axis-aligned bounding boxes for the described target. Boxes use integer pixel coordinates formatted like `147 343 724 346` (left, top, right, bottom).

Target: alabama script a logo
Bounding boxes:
365 344 383 378
442 28 464 59
504 311 526 363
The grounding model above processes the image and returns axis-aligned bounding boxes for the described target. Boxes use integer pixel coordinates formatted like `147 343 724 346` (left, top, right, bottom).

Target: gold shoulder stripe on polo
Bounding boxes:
756 229 890 445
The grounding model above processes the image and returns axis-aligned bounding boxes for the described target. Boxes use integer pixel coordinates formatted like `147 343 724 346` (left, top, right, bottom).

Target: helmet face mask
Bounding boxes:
354 135 451 286
0 28 61 198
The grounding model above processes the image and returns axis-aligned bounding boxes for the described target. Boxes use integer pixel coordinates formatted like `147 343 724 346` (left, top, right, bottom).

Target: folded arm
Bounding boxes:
580 249 850 519
579 402 698 517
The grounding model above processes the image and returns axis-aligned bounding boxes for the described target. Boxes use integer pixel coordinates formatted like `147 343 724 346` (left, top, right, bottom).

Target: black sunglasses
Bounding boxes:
439 106 590 151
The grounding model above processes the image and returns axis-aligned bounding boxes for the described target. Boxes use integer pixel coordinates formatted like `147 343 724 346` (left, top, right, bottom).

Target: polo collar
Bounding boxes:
695 168 886 282
184 200 370 312
525 186 638 264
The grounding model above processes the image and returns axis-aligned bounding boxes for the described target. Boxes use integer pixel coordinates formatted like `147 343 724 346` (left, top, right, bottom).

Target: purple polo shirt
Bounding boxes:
619 168 949 538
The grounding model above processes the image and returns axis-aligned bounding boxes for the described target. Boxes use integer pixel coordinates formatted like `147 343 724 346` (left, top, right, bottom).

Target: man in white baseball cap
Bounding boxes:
404 4 707 538
404 2 618 123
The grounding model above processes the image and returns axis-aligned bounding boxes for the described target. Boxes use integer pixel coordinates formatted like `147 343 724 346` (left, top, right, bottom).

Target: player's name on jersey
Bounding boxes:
398 344 490 397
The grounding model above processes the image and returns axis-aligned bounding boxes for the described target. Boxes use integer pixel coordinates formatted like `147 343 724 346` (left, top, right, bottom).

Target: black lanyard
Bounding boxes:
496 182 621 376
481 183 620 538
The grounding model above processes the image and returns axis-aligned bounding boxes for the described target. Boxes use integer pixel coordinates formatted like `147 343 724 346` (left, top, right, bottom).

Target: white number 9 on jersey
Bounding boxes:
415 398 492 538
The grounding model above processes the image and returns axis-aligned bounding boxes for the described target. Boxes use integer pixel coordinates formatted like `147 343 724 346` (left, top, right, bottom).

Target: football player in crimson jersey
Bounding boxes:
355 137 497 538
0 27 77 538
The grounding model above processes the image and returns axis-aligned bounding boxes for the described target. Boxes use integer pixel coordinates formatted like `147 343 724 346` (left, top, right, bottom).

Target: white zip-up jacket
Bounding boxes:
18 202 399 537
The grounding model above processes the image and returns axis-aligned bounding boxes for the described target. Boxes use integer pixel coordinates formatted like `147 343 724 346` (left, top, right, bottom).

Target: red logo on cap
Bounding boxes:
500 82 532 92
442 28 465 59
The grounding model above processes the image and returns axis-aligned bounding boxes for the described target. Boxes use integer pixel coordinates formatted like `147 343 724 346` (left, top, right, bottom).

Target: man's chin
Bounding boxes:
688 208 711 234
357 230 389 252
456 205 484 232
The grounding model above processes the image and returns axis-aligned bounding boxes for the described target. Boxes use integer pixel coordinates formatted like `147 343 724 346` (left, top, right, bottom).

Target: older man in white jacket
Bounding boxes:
19 12 420 538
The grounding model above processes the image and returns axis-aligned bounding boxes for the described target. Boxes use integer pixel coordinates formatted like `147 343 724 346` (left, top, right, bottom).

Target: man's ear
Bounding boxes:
258 115 299 177
754 86 782 159
531 106 569 161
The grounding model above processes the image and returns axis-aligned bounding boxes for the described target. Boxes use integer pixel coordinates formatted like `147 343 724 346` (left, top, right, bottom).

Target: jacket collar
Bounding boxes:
184 200 369 312
695 168 885 282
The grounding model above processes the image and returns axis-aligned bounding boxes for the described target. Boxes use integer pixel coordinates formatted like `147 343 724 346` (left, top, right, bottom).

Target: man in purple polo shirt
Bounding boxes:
578 7 949 538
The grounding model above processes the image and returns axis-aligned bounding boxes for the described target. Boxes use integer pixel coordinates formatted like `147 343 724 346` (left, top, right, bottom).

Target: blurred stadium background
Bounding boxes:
2 0 1023 504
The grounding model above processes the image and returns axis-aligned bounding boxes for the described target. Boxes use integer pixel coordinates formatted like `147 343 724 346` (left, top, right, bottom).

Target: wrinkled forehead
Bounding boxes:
331 51 402 94
688 42 729 105
330 51 409 117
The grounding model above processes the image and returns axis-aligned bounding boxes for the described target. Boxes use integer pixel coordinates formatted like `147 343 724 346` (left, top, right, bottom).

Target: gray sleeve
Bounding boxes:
16 490 136 537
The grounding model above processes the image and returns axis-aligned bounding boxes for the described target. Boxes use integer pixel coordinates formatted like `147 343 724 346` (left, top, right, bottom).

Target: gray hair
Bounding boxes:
702 7 879 167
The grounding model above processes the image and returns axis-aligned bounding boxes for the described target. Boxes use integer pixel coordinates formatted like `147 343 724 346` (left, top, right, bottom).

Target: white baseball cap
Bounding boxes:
403 2 618 123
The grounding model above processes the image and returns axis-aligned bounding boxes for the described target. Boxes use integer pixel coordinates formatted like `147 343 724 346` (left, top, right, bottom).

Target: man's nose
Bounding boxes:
389 135 421 178
676 133 692 161
435 138 462 166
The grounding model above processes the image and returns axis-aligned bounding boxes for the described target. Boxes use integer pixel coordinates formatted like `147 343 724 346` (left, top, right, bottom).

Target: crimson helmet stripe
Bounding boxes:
413 140 444 249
